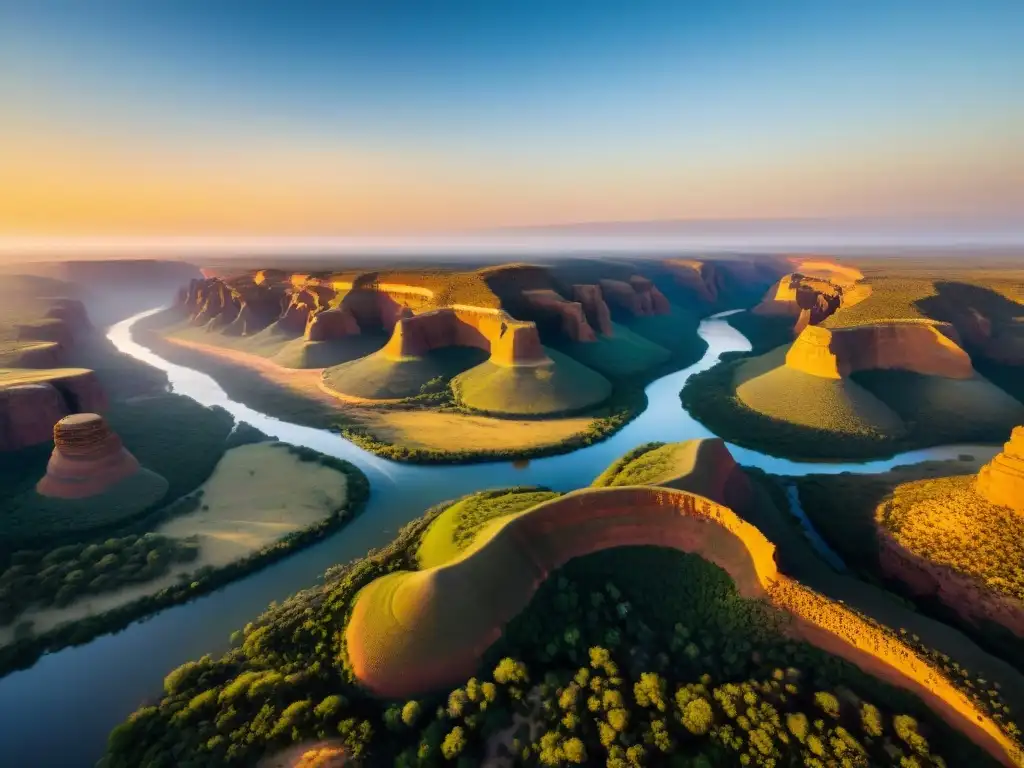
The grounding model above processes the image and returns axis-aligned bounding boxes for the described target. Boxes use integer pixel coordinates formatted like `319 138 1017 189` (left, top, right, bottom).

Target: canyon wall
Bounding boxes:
0 370 107 451
521 290 596 342
571 284 614 336
977 427 1024 512
381 307 549 367
785 322 974 380
599 278 670 317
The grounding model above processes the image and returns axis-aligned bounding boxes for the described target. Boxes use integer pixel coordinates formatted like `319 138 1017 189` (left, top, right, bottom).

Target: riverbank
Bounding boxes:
134 307 709 464
0 444 369 678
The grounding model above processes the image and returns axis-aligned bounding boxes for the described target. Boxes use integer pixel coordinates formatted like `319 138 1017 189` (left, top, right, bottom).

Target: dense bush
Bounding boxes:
99 523 1010 766
0 533 199 626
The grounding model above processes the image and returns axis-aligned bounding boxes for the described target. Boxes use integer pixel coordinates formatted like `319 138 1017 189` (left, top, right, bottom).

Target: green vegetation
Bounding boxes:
0 533 200 626
451 349 612 416
551 323 671 379
324 347 489 401
101 535 1004 767
0 446 369 679
622 305 708 364
726 312 795 355
682 346 1024 461
417 488 562 569
590 441 695 487
796 471 1024 675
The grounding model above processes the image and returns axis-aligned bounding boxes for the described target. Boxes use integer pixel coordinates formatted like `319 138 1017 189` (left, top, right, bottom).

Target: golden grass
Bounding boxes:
0 366 94 388
734 348 903 435
0 443 346 647
257 740 347 768
877 475 1024 603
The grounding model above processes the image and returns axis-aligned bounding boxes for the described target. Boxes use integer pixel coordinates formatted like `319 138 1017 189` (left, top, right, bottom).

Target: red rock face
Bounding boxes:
785 322 974 380
381 308 549 366
571 284 614 336
599 277 670 317
0 384 70 451
878 528 1024 637
521 290 597 342
977 427 1024 513
37 413 144 499
306 308 360 341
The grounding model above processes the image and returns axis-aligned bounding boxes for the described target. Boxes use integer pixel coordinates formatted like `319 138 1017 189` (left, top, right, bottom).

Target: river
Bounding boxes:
0 308 997 766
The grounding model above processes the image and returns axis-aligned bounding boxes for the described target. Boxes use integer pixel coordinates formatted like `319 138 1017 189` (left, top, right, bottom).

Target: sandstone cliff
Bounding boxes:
785 322 974 380
37 413 144 499
977 427 1024 512
521 290 597 342
571 284 614 336
599 277 670 317
663 259 718 303
0 369 107 451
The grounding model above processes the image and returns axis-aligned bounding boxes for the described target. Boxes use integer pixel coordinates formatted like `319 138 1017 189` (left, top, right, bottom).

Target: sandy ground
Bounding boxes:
162 334 598 453
258 739 346 768
0 443 347 646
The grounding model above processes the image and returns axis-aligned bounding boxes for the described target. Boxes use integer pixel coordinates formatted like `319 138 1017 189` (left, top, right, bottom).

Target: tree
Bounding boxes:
448 688 469 718
401 700 421 727
634 672 668 712
681 697 714 736
441 726 466 760
563 736 587 764
493 658 529 686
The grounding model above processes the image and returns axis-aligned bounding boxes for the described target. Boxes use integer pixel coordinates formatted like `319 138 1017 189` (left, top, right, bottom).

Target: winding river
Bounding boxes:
0 308 998 767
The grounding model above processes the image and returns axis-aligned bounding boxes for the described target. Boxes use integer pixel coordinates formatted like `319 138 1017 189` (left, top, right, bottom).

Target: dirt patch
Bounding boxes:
0 443 346 646
258 739 346 768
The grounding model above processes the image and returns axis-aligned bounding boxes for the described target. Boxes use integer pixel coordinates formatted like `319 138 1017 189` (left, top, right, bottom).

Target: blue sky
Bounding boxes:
1 0 1022 235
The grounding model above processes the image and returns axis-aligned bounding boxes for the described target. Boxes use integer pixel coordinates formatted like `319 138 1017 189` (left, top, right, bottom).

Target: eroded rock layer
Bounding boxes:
599 278 670 317
36 413 142 499
977 427 1024 512
785 322 974 380
571 284 614 336
521 290 596 342
381 308 549 366
0 369 107 451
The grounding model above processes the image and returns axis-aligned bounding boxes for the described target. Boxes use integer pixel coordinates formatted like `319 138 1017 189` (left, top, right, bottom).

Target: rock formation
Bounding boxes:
381 308 549 367
755 273 844 323
305 307 360 341
977 427 1024 512
0 369 107 452
43 298 92 330
663 259 718 303
521 290 597 342
785 322 974 380
599 277 670 317
571 284 614 336
36 413 143 499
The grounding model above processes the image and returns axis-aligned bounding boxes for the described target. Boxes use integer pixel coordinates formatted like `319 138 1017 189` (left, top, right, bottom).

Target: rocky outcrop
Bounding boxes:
663 259 718 303
754 273 844 325
0 366 108 451
16 318 73 347
306 308 360 341
521 290 596 342
0 383 70 450
599 277 670 317
877 528 1024 638
381 307 549 367
36 414 143 499
977 427 1024 512
7 342 64 368
44 298 92 330
787 258 863 287
785 322 974 380
346 487 778 697
571 284 613 336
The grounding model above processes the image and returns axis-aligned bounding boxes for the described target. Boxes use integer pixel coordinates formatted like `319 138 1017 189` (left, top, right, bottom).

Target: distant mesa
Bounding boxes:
785 322 975 380
662 259 719 303
599 277 670 317
521 289 597 342
36 413 168 508
977 426 1024 512
571 284 613 336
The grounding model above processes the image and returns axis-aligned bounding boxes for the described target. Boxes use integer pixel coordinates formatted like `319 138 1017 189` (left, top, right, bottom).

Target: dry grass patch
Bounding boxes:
0 442 347 645
878 475 1024 603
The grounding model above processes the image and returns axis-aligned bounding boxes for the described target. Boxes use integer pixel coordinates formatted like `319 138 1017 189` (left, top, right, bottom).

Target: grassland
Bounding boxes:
102 460 1024 767
322 346 488 401
879 475 1024 604
164 316 387 369
450 349 612 416
550 323 671 378
620 305 708 362
416 488 562 569
684 341 1024 460
590 440 696 486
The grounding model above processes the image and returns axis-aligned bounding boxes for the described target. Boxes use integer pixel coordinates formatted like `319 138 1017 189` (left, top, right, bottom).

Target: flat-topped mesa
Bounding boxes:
43 298 92 331
571 284 614 336
36 413 142 499
521 289 597 342
381 307 550 367
785 322 975 380
755 273 843 320
977 427 1024 513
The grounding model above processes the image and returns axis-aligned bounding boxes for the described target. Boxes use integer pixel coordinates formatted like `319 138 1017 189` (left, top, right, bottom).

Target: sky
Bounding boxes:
1 0 1022 241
